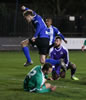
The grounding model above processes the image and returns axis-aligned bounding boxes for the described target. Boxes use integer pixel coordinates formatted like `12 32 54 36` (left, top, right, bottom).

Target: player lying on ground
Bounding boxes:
49 36 79 80
24 63 56 93
81 40 86 51
21 6 66 68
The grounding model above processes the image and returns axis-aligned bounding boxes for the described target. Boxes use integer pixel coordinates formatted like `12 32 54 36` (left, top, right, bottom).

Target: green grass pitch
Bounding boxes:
0 51 86 100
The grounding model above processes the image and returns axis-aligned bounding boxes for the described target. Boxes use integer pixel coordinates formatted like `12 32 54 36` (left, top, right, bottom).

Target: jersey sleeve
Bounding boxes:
25 7 37 16
64 49 69 67
50 51 55 59
54 27 65 40
84 40 86 46
35 77 51 93
33 22 41 38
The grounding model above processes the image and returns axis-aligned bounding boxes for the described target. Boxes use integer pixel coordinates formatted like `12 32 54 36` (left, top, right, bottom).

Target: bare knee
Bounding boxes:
20 39 29 47
72 64 76 69
40 55 46 64
69 62 76 69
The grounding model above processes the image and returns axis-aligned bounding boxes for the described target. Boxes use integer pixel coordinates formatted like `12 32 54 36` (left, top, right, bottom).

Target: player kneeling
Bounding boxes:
50 36 79 81
52 62 79 80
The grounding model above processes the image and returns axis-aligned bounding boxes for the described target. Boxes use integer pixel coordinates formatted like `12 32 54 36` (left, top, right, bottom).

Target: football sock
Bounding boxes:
71 68 76 76
55 66 61 75
22 46 31 63
45 58 60 65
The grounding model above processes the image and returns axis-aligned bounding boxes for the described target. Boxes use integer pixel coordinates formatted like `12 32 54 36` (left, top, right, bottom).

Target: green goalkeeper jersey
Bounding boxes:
84 40 86 46
24 65 51 93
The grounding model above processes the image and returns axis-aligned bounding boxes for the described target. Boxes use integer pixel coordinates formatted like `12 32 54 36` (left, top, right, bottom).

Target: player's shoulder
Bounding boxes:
52 26 58 30
32 65 41 71
52 26 59 32
62 45 68 52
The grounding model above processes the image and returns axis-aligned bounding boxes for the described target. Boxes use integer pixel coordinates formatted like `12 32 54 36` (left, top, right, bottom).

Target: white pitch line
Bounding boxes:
56 85 86 91
2 78 86 91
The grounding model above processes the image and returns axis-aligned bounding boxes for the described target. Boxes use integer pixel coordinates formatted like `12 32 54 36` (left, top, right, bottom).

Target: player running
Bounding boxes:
50 36 79 80
24 63 56 93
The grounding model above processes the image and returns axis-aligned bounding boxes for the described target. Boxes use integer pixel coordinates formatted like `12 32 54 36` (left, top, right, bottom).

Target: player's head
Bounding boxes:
42 63 52 74
45 18 52 27
23 10 34 22
54 36 62 47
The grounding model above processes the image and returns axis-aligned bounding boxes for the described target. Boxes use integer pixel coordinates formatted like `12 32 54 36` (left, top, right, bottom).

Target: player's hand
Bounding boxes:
47 77 54 81
31 37 36 42
44 78 47 83
81 46 85 51
21 6 26 10
51 86 56 91
64 40 67 44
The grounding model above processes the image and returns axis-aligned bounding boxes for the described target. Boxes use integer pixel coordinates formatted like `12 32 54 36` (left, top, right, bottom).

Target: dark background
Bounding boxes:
0 0 86 37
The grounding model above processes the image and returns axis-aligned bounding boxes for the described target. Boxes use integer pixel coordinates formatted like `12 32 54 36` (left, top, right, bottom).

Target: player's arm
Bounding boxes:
34 78 51 93
21 5 36 15
31 22 41 42
64 49 69 68
50 50 55 59
55 28 67 43
33 22 41 38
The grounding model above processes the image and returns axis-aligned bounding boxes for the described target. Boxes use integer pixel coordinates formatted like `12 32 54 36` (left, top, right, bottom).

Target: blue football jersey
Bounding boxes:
47 25 65 45
25 8 49 39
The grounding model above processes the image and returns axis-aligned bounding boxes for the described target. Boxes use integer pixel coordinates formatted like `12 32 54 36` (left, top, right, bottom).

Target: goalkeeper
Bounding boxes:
50 36 79 80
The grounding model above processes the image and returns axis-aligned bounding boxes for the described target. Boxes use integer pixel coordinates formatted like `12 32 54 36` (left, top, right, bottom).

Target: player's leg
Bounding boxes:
45 83 56 91
40 55 46 64
36 38 49 64
39 50 61 65
36 38 65 66
21 39 32 66
52 70 60 80
68 62 79 80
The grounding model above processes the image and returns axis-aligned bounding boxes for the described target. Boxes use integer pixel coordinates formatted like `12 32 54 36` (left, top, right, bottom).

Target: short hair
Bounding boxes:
55 36 62 41
46 18 52 22
42 63 52 71
23 10 34 16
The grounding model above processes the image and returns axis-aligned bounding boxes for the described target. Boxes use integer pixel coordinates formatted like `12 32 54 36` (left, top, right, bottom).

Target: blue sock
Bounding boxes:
45 58 60 65
22 46 31 63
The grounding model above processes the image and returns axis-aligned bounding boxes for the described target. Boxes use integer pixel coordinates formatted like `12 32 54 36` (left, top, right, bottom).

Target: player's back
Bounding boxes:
26 65 42 89
32 14 49 38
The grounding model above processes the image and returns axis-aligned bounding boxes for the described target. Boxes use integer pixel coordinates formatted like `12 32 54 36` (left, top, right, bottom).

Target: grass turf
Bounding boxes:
0 51 86 100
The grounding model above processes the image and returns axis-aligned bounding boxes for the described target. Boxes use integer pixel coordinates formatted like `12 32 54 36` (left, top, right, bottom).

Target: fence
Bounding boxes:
0 3 86 37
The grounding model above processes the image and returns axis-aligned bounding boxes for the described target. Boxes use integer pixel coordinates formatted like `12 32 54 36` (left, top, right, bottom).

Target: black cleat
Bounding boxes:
24 61 33 67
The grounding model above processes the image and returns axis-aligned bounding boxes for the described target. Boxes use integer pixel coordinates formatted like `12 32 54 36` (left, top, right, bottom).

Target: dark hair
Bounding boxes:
42 63 52 71
46 18 52 22
55 36 62 40
23 10 34 16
